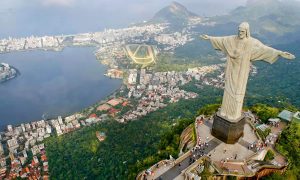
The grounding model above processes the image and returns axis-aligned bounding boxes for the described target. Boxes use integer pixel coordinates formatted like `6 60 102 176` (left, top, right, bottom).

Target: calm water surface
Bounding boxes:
0 47 122 129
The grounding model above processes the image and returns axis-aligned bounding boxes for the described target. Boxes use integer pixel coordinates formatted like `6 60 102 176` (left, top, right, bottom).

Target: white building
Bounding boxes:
7 138 19 150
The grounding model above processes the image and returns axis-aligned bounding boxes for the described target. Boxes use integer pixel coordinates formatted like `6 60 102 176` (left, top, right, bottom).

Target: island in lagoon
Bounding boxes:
0 63 19 83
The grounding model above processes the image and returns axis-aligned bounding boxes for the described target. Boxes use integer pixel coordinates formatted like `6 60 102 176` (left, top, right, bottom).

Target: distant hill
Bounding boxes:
140 0 300 63
150 1 200 27
145 0 300 44
208 0 300 44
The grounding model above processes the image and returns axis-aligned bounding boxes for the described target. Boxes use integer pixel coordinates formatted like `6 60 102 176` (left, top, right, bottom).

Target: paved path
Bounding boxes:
203 120 213 127
156 138 222 180
204 138 223 159
238 139 255 152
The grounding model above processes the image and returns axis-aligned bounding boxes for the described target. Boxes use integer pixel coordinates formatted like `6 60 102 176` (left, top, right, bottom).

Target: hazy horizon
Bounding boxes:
1 0 299 38
0 0 249 38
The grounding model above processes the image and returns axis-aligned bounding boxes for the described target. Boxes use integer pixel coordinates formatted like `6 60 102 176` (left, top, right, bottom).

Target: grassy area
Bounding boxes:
153 53 201 72
134 46 148 58
125 44 156 68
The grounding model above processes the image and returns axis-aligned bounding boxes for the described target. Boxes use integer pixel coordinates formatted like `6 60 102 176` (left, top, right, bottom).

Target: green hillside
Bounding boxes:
246 40 300 108
45 86 221 179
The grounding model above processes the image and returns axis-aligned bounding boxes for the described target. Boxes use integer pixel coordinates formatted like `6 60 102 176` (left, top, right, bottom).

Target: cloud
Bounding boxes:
42 0 75 7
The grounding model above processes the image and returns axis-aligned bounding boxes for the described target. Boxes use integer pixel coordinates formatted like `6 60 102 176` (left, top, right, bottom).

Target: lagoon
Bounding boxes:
0 47 122 129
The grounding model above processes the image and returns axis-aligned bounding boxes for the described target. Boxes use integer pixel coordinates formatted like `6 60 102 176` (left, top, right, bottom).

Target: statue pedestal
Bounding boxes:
211 112 245 144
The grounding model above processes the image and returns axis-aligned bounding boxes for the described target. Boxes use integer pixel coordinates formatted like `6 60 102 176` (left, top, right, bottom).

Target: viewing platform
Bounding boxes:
137 114 288 180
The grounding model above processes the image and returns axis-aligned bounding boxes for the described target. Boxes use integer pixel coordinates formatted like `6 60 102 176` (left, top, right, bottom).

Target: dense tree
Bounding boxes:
251 104 279 123
264 150 275 161
45 85 221 179
263 122 300 180
197 104 220 116
257 128 271 140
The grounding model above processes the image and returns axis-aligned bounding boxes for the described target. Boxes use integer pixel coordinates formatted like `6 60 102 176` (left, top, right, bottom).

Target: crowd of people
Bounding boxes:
190 142 209 165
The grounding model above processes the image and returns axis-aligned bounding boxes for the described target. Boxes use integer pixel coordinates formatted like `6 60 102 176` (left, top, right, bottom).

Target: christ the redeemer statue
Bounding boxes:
200 22 295 143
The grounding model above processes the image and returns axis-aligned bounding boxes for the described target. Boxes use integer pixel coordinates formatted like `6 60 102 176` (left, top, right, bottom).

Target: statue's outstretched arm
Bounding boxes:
251 40 296 63
279 51 296 60
200 34 211 40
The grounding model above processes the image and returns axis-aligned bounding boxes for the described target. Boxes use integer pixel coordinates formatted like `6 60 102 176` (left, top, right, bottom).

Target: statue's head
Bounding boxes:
238 22 250 39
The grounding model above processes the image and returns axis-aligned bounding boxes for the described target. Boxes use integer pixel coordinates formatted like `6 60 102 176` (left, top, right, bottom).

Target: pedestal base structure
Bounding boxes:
211 112 245 144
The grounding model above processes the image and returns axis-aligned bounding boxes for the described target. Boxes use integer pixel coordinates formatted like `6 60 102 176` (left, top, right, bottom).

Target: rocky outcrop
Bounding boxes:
179 124 196 154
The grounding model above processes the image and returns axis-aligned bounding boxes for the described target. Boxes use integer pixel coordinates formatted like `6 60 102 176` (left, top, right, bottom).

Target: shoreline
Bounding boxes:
0 46 124 132
0 82 123 132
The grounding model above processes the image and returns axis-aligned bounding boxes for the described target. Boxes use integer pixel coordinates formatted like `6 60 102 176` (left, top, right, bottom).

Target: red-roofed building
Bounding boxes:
89 114 97 118
107 98 123 107
41 155 47 162
25 167 30 173
108 108 120 117
97 104 111 111
31 160 37 167
122 101 129 106
20 168 28 178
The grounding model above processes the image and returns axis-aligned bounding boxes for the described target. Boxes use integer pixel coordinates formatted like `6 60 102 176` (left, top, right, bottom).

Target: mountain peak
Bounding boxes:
169 1 187 11
150 1 199 25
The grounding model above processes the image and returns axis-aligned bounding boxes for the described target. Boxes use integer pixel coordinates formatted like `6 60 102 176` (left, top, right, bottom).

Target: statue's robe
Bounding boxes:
209 35 281 121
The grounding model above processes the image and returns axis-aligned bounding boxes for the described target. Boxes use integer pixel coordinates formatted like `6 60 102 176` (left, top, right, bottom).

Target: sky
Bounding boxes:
0 0 251 38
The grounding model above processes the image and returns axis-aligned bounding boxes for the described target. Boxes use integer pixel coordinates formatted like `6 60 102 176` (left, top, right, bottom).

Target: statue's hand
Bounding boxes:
280 51 296 60
200 34 210 40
